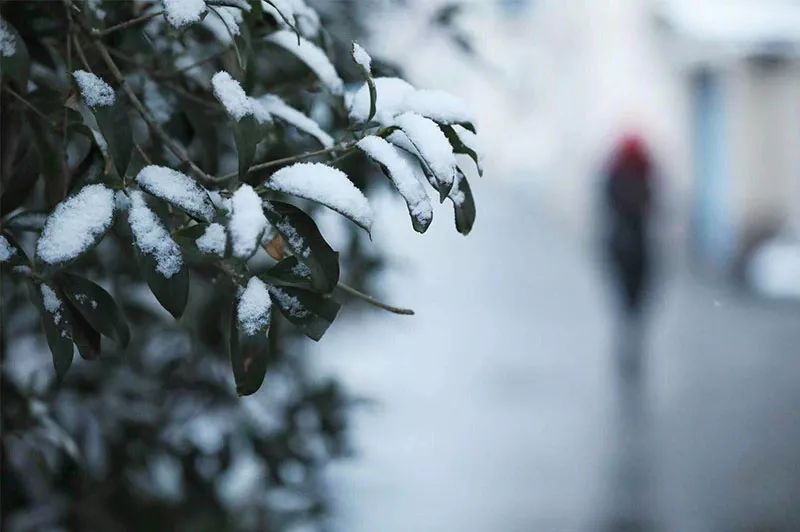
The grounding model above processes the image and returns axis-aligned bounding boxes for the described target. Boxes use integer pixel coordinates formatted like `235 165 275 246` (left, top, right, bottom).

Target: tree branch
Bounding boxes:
93 11 163 38
4 86 54 125
220 142 357 182
337 283 415 316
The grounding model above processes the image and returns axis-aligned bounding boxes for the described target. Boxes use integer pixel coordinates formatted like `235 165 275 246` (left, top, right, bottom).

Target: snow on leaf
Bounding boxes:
73 70 115 108
229 184 268 260
129 191 183 278
0 18 16 57
162 0 207 28
351 42 371 74
268 285 309 318
196 222 226 257
348 77 415 124
211 71 271 123
136 165 215 222
256 94 333 148
266 162 373 231
265 30 344 95
261 0 320 37
238 277 271 335
357 135 433 232
393 112 456 194
36 184 115 265
403 89 472 125
40 284 64 326
0 235 16 262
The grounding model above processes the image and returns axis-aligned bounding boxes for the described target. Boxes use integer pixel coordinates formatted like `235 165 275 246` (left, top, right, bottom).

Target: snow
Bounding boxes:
196 223 227 257
208 190 231 213
274 219 310 258
357 136 432 229
0 235 15 262
448 172 466 206
74 293 99 309
453 124 483 166
211 71 271 123
40 284 63 325
352 42 372 73
204 5 243 41
136 165 215 221
349 77 415 124
266 163 373 230
36 184 115 265
393 112 456 191
265 31 344 95
261 0 320 37
256 94 333 148
291 261 311 278
238 277 272 335
403 89 472 125
268 286 309 318
128 191 184 278
162 0 207 28
73 70 115 108
0 18 16 57
229 184 268 259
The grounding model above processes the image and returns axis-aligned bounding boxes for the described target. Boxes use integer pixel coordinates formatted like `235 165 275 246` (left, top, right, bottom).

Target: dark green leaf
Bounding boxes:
135 245 189 319
28 281 73 380
366 77 377 123
263 201 339 293
0 20 30 88
449 171 476 235
264 256 313 290
441 124 482 177
226 297 270 396
29 116 68 209
267 284 339 341
66 299 102 360
93 95 133 178
234 114 260 180
60 273 130 347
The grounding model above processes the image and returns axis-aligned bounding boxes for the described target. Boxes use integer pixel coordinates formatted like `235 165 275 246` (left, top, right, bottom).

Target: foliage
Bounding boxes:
0 0 481 529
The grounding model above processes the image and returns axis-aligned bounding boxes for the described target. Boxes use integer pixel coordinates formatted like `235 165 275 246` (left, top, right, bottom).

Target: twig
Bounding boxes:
93 11 163 38
72 33 92 71
4 86 54 124
337 283 415 316
221 142 356 182
135 142 152 165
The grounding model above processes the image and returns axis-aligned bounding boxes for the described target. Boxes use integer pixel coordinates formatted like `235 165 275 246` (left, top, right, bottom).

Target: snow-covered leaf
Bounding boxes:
60 273 130 348
402 89 472 125
93 102 132 178
392 112 457 201
195 222 227 257
441 124 483 177
266 284 339 341
238 276 272 336
36 184 115 266
357 135 433 233
264 255 313 290
226 281 270 396
266 162 372 232
263 200 339 293
162 0 207 28
265 30 343 95
136 165 216 222
349 77 415 125
256 94 333 148
0 18 29 88
29 281 74 379
229 184 269 260
448 170 476 235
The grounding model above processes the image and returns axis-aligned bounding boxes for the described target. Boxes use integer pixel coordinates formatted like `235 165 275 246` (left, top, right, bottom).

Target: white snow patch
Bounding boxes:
403 89 472 125
136 165 214 221
208 190 231 213
291 261 311 278
256 94 333 148
196 223 227 257
211 71 271 123
266 30 343 95
357 135 432 228
73 70 115 108
0 235 15 262
349 77 415 124
229 184 268 259
75 293 99 309
238 277 272 335
268 286 309 318
274 219 309 258
36 184 115 264
352 42 371 74
448 171 466 206
129 191 183 278
162 0 207 28
41 284 63 325
267 162 372 230
0 19 16 57
393 112 456 191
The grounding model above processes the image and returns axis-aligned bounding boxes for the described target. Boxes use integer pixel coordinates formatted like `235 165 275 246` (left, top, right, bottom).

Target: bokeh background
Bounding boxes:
311 1 800 531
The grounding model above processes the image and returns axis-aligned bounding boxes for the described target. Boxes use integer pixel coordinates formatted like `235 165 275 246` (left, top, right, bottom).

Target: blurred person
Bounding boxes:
602 134 655 371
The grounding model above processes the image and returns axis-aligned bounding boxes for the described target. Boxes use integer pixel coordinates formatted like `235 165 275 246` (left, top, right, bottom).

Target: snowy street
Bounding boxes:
312 178 800 532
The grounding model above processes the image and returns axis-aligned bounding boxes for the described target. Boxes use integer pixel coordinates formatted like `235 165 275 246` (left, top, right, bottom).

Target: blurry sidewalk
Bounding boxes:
311 179 800 532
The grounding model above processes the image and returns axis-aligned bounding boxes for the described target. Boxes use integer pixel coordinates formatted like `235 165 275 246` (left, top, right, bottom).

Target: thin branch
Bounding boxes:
72 33 92 71
93 10 163 38
135 142 153 165
337 283 415 316
221 142 356 182
4 86 54 124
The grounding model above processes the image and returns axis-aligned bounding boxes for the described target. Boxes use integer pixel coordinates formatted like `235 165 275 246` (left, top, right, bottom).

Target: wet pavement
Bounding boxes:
310 179 800 532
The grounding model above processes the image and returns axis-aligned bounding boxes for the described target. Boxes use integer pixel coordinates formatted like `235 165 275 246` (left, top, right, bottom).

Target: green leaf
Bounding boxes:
66 299 102 360
135 246 189 319
29 116 68 209
92 95 133 178
234 114 260 180
0 20 30 88
267 284 339 341
225 297 270 396
441 124 482 177
366 77 377 123
449 170 476 235
28 281 73 380
60 273 130 347
263 201 340 293
264 256 313 290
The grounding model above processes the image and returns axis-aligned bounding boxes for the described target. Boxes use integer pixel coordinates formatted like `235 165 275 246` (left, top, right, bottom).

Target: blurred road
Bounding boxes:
311 178 800 532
